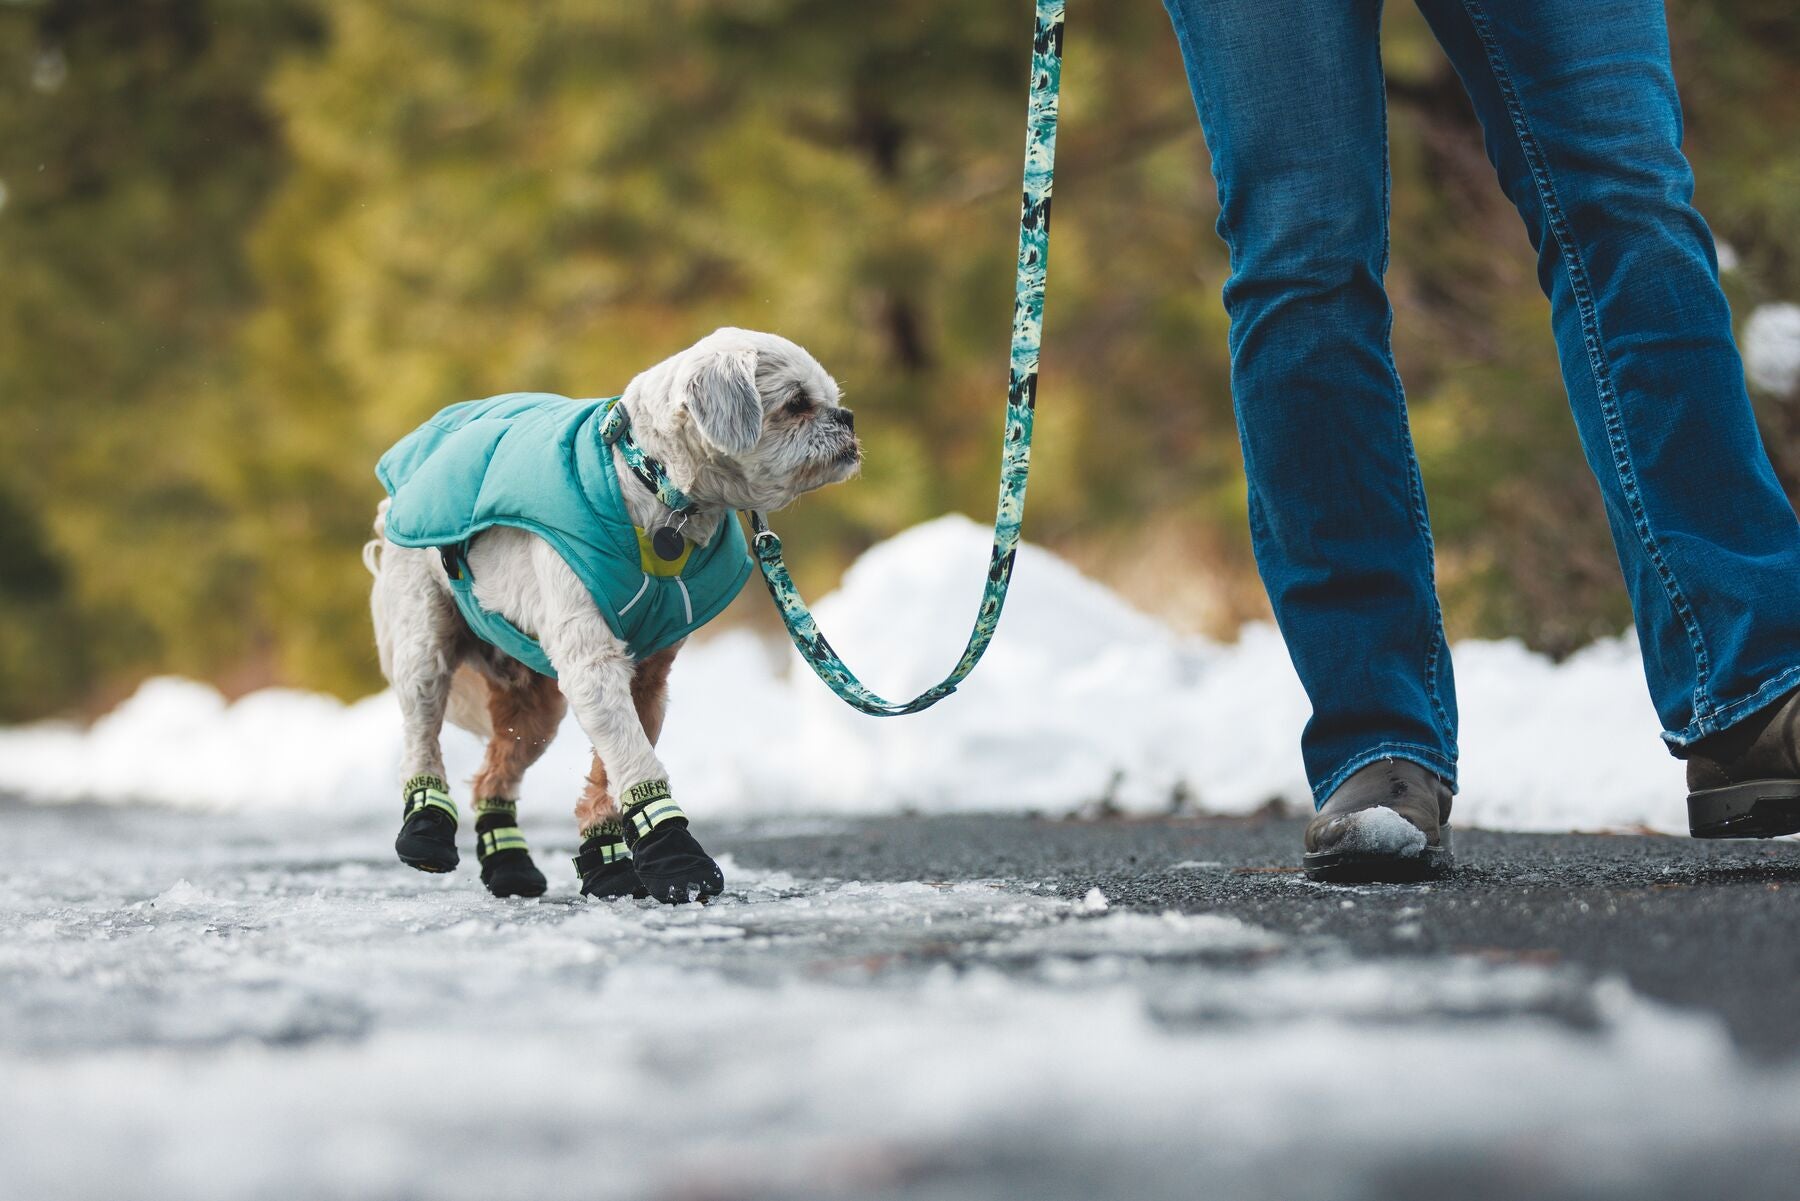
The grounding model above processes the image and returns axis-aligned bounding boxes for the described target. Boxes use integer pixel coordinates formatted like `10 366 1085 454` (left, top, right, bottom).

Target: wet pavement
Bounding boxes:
3 797 1798 1201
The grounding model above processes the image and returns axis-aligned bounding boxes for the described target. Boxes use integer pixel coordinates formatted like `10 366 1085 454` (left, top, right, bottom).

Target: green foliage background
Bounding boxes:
1 0 1796 720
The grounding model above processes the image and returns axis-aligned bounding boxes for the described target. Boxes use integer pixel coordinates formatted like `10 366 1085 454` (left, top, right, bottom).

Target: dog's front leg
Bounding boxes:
554 651 722 905
528 545 722 905
556 652 668 805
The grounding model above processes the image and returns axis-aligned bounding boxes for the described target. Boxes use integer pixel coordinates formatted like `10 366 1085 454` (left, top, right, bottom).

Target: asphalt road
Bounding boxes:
720 813 1800 1058
8 796 1800 1201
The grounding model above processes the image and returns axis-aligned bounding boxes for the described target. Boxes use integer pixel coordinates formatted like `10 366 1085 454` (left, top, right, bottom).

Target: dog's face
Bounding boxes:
629 327 861 512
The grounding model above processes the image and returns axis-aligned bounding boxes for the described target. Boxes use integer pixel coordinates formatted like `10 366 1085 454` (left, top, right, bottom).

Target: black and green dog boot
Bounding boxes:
573 821 647 900
474 800 547 898
1682 685 1800 839
620 780 724 905
395 774 459 873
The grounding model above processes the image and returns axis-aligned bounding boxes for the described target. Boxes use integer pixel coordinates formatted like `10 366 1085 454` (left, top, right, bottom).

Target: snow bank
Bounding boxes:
1745 302 1800 399
0 679 401 811
0 515 1687 831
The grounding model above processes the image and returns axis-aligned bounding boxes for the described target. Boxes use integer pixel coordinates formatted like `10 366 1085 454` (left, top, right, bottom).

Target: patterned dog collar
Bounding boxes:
598 397 700 519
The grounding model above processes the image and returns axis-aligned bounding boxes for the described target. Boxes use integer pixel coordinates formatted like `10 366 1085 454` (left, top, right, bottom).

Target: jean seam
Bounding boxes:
1373 7 1455 747
1457 0 1717 725
1314 740 1459 807
1171 0 1264 556
1170 1 1237 267
1663 661 1800 747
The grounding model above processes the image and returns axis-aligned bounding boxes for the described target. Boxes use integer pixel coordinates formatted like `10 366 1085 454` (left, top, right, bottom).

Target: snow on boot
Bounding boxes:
1303 758 1453 883
395 774 459 873
474 800 547 898
573 821 647 900
1681 685 1800 839
619 780 723 905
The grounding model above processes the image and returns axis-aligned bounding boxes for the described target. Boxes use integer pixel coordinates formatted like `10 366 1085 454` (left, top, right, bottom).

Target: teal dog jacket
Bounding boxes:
376 392 753 674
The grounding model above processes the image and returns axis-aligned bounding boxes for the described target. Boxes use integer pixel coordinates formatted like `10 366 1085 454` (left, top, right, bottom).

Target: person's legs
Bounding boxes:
1414 0 1800 748
1161 0 1459 804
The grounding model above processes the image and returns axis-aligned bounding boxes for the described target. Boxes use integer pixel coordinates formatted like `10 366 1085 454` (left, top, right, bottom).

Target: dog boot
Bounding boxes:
395 774 459 873
1303 758 1454 883
620 780 724 905
573 820 648 900
474 799 547 898
1681 686 1800 838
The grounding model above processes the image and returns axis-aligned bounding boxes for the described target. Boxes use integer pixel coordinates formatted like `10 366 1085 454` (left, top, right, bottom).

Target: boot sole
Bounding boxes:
395 833 459 874
1303 831 1454 884
397 848 459 873
485 879 547 897
1688 780 1800 839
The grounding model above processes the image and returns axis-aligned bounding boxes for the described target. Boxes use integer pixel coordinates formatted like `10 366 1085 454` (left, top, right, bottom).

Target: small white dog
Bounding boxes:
364 328 859 903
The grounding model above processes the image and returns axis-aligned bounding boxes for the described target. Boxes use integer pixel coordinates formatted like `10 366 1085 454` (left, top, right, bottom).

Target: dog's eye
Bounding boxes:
784 395 811 416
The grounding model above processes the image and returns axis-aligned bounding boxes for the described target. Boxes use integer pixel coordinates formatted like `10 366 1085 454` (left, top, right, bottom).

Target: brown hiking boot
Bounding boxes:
1681 686 1800 839
1303 758 1454 883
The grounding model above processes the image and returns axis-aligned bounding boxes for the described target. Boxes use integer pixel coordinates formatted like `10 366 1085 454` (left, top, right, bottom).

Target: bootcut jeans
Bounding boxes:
1160 0 1800 805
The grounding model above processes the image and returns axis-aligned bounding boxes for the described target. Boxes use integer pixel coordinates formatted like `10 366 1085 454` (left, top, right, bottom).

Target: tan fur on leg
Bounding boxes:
470 656 566 805
629 642 679 744
573 643 680 832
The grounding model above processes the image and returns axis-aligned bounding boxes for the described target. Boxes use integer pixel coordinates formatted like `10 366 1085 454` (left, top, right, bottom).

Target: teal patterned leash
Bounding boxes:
746 0 1064 717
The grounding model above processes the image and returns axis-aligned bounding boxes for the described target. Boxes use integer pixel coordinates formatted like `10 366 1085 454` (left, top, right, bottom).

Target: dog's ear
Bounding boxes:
683 345 763 455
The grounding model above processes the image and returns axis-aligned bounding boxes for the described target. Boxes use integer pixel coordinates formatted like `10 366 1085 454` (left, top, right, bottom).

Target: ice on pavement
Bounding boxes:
3 803 1798 1201
988 908 1281 962
1325 806 1430 857
0 514 1691 832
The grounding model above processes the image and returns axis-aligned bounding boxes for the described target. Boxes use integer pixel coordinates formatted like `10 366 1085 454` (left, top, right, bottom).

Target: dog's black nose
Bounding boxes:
834 406 855 432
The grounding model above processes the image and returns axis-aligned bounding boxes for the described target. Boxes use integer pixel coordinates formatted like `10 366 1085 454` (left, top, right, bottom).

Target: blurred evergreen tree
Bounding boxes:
0 0 1795 717
0 0 320 718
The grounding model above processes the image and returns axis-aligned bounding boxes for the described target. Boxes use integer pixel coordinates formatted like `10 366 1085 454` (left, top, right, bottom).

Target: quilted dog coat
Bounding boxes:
377 392 752 674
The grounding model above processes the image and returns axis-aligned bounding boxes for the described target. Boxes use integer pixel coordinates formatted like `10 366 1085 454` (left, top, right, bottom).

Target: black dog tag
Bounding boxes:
652 526 686 561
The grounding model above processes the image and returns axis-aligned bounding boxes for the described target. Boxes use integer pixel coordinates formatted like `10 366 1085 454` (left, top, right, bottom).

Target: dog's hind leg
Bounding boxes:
464 651 564 898
372 542 467 874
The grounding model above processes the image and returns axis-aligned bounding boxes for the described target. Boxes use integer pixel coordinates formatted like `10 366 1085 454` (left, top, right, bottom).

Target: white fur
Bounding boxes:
366 328 859 836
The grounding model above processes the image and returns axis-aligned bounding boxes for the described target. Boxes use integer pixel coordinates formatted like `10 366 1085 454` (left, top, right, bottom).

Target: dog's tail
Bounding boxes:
361 498 392 577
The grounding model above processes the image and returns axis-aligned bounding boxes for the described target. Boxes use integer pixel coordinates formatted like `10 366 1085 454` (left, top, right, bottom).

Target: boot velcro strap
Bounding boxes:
477 827 529 860
573 831 631 877
402 775 457 824
620 781 684 846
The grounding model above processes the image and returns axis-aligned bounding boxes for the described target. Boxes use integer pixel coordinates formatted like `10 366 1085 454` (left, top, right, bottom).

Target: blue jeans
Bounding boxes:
1161 0 1800 805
